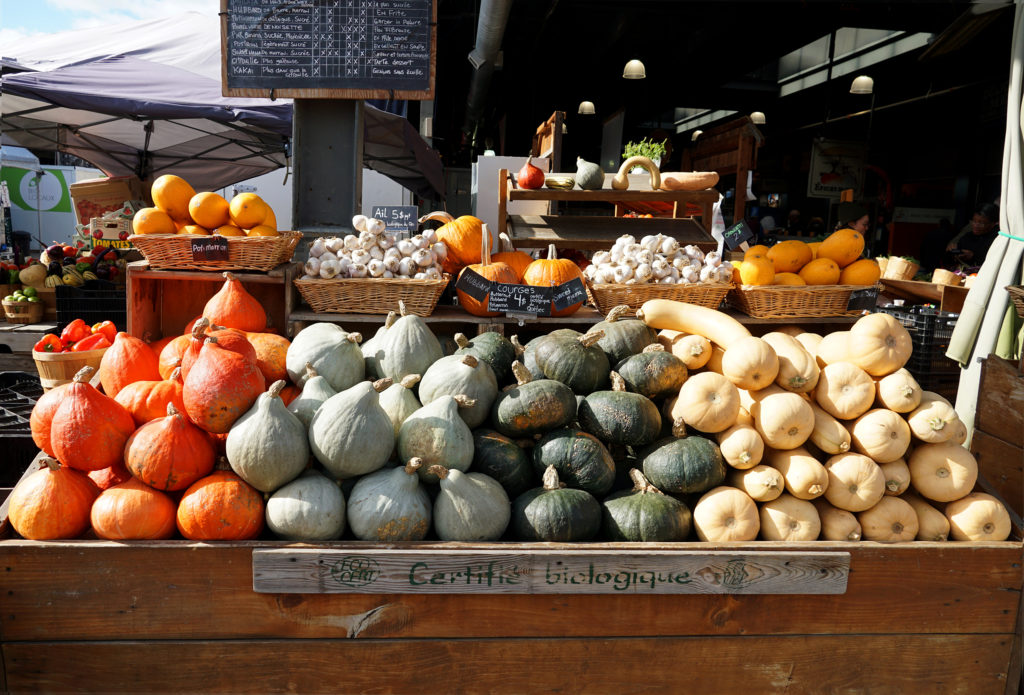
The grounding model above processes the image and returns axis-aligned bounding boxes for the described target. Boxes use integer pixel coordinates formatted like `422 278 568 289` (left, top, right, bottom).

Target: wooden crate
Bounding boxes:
973 355 1024 518
126 261 301 339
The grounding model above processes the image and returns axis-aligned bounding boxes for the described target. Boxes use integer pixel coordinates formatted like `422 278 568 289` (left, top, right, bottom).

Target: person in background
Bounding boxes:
785 209 804 236
806 216 826 238
950 202 1000 267
835 202 870 235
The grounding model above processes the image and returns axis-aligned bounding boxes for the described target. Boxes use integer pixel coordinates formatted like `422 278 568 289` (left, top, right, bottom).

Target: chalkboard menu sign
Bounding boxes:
723 220 755 250
455 269 586 318
221 0 436 99
372 205 419 234
191 236 231 261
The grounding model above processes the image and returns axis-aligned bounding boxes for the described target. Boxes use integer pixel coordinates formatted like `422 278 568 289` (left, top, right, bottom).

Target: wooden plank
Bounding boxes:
976 356 1024 448
0 324 60 353
509 215 714 250
253 549 850 595
0 353 39 373
1 541 1019 641
3 635 1015 694
973 430 1024 519
288 306 494 325
508 187 719 204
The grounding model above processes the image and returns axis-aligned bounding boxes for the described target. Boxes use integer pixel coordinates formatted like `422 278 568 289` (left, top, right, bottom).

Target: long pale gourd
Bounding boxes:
638 300 751 349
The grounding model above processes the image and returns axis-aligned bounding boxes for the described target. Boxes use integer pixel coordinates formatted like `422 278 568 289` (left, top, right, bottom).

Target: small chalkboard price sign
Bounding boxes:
372 205 419 234
552 277 587 311
723 220 755 250
846 287 879 312
487 283 552 315
191 236 231 261
454 267 490 302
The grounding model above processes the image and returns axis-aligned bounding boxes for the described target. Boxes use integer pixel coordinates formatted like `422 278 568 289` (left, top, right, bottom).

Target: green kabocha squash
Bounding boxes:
472 429 535 499
347 458 431 541
592 305 657 365
397 394 476 484
516 330 578 381
512 465 601 542
532 329 610 394
430 465 511 541
266 469 346 541
379 374 422 438
577 371 662 447
361 311 397 379
309 378 394 479
378 300 443 381
533 427 616 496
602 469 693 541
575 156 605 191
287 363 337 429
491 361 578 437
454 332 517 384
641 434 726 495
614 344 688 399
419 354 498 428
226 380 309 492
285 322 364 390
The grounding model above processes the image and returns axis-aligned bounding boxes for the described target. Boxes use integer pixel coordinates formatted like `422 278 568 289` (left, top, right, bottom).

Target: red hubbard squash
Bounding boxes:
50 366 136 472
492 232 535 281
90 477 178 540
456 223 519 317
436 214 489 274
203 272 267 332
147 334 175 360
99 332 161 397
183 337 265 433
180 319 257 380
158 334 191 379
114 367 186 427
522 244 586 317
184 315 203 334
125 403 216 491
8 458 99 540
88 459 133 490
208 431 229 455
279 384 301 407
29 382 71 457
244 330 291 384
176 467 265 540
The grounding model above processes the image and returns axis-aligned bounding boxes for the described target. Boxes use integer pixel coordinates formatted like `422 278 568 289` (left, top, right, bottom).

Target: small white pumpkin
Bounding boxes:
266 470 346 541
430 465 511 541
347 458 431 541
287 363 338 428
227 381 310 493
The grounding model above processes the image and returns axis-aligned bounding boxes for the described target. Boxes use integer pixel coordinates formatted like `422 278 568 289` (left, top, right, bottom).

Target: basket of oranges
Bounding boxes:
128 175 300 272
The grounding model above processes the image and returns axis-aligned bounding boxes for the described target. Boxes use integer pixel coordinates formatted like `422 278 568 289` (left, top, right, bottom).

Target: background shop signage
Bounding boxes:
252 549 851 595
807 139 866 200
221 0 436 99
372 205 419 234
455 268 585 317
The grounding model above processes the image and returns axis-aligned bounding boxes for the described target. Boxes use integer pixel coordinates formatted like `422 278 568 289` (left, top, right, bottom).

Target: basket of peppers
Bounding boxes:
32 319 116 391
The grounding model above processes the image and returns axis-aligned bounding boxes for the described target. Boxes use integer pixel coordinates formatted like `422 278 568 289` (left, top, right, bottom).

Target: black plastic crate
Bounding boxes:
917 372 960 403
0 371 41 486
877 304 959 344
55 281 127 334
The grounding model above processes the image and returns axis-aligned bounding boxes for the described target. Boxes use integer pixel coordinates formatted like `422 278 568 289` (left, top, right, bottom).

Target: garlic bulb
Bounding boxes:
424 266 442 280
622 255 639 269
421 228 437 244
430 242 448 261
319 251 338 264
616 234 636 246
383 255 400 273
613 265 634 283
398 257 417 276
324 237 344 254
592 251 611 266
410 235 430 250
705 251 722 268
352 215 369 233
659 275 676 284
660 237 680 255
412 248 434 267
625 278 639 285
610 246 625 263
349 263 368 278
413 272 427 280
651 258 671 278
382 270 395 279
369 246 384 261
397 239 415 257
699 265 715 282
719 261 734 276
366 218 386 235
367 259 386 277
351 249 372 266
337 256 352 273
635 263 654 283
304 258 321 276
635 248 654 266
668 267 681 282
309 238 326 258
640 235 660 254
344 235 360 251
681 265 700 283
685 245 705 262
379 234 396 250
319 259 341 279
584 264 597 280
357 231 376 250
624 243 642 257
672 256 688 270
384 247 402 261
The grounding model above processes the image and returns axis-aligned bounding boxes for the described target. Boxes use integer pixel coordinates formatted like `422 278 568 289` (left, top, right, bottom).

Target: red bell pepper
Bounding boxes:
71 333 111 352
91 320 117 343
60 319 91 347
33 334 63 353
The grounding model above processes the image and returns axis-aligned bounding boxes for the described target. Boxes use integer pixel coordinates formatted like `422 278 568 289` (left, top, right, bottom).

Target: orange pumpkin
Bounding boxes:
436 214 490 274
88 459 134 490
244 330 292 384
114 367 186 427
176 467 265 541
90 477 178 540
7 458 99 540
29 382 71 457
125 403 216 491
50 366 136 472
99 332 161 397
279 384 301 407
147 334 175 359
182 337 265 433
202 272 268 332
180 319 257 380
492 232 535 281
522 244 586 317
158 334 191 379
184 315 204 334
456 223 520 317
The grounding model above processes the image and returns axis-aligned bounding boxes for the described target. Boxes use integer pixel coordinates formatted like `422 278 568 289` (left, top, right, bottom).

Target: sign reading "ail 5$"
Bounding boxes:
252 549 850 595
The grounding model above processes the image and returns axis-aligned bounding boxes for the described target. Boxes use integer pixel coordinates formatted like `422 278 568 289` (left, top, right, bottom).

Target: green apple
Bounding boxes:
21 287 37 298
26 296 40 303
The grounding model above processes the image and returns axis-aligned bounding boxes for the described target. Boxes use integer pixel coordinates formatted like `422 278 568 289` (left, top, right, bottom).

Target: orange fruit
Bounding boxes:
774 272 806 286
767 240 813 274
212 225 245 237
229 193 269 229
818 228 865 268
151 175 195 223
178 225 210 236
808 241 822 259
188 192 231 229
839 258 881 286
743 244 770 260
798 257 841 285
263 206 277 230
246 225 279 237
132 207 176 235
738 256 775 285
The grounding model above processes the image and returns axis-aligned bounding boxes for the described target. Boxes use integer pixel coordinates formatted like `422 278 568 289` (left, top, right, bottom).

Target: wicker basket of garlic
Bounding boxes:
583 234 734 313
293 215 450 316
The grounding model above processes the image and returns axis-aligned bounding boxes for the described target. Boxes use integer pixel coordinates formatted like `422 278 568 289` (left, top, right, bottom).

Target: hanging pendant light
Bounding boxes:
623 59 646 79
850 75 874 94
750 111 766 124
578 101 595 115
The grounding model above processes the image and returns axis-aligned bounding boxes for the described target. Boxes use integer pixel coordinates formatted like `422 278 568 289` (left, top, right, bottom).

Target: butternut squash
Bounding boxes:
846 312 913 377
814 331 851 368
762 332 820 393
875 368 922 413
795 332 823 355
735 407 754 427
908 442 978 502
716 424 764 469
759 493 821 541
815 362 875 420
902 492 950 541
752 390 814 451
727 465 784 502
692 486 760 541
809 401 852 455
858 496 919 542
907 394 959 443
638 299 752 348
878 458 911 496
823 453 886 512
945 492 1012 541
949 417 968 445
670 372 740 434
812 498 862 541
657 330 712 370
705 344 725 374
768 447 829 500
721 337 779 391
850 408 911 463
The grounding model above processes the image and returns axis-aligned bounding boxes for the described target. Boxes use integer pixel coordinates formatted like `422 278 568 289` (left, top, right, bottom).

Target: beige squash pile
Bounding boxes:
639 299 1013 543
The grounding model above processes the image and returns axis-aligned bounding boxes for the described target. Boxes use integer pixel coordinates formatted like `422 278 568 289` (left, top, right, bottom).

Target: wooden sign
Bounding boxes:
252 549 851 595
221 0 437 99
191 236 230 261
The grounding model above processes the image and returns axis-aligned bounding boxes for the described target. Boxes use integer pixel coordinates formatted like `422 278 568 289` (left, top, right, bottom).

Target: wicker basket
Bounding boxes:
728 284 878 319
128 231 301 271
33 347 108 391
931 269 962 287
586 280 732 314
2 300 44 324
882 256 920 281
294 276 450 316
1007 286 1024 319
